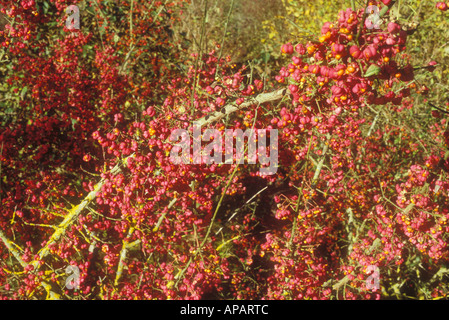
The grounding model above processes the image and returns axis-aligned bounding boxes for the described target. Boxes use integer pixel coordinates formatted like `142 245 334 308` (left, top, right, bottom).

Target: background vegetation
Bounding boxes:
0 0 448 300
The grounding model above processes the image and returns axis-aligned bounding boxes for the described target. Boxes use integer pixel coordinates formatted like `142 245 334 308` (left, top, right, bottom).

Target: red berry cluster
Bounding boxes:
0 0 448 300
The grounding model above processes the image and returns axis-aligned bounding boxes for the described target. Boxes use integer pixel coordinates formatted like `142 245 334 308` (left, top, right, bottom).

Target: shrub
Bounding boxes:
0 0 448 300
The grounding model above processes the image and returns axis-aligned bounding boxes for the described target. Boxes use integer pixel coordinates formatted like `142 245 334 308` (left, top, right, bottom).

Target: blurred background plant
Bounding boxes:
0 0 449 300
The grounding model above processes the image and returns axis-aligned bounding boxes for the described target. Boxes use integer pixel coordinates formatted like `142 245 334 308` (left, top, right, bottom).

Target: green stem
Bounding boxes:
379 0 397 18
130 0 134 43
355 0 397 44
190 0 209 116
215 0 235 79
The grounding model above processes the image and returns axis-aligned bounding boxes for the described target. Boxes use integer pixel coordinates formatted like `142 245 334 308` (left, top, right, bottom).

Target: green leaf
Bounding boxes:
368 238 382 254
20 86 28 100
4 107 14 114
364 64 381 77
261 51 270 64
43 1 50 14
71 118 78 131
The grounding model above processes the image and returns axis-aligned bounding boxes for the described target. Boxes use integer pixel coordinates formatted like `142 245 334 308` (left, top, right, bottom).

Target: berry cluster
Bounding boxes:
0 0 448 300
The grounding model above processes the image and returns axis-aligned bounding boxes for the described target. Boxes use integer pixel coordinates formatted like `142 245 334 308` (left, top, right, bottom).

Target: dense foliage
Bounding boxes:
0 0 448 300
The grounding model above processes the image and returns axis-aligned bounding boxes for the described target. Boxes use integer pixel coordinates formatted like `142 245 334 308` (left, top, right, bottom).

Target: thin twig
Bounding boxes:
190 0 209 116
429 102 449 115
311 135 331 187
214 0 235 79
355 0 370 44
130 0 134 44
